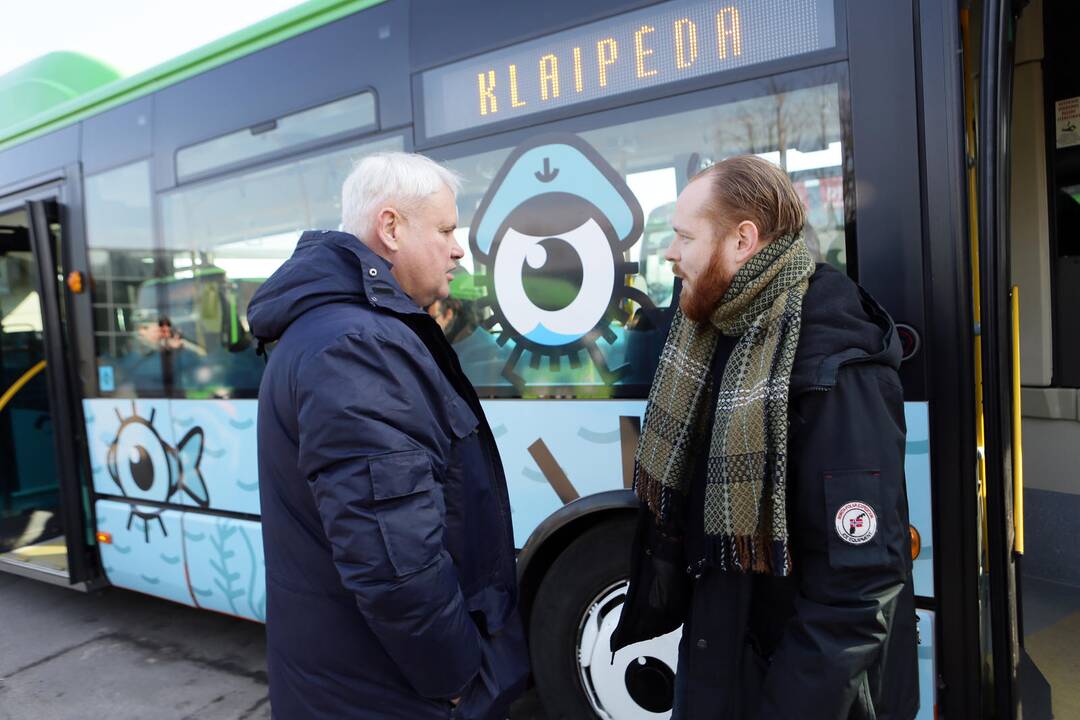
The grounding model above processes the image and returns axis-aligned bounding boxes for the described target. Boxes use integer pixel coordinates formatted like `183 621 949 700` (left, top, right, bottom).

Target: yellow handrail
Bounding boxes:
0 359 46 415
960 8 991 566
1011 287 1024 554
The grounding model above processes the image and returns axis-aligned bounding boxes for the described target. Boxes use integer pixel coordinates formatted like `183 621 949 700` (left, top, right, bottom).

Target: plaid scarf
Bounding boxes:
635 233 815 576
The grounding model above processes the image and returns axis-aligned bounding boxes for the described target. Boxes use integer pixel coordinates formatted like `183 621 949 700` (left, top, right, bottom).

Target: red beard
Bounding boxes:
679 247 733 323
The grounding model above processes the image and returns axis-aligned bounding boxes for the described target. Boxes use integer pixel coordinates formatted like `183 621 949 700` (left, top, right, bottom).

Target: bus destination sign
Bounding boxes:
420 0 836 139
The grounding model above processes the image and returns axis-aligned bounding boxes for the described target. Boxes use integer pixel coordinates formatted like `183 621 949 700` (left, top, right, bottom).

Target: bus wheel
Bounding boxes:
529 518 682 719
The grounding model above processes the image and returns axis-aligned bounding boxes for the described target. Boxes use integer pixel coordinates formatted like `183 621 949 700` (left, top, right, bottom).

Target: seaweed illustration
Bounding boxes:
205 518 266 620
209 520 244 614
240 526 267 621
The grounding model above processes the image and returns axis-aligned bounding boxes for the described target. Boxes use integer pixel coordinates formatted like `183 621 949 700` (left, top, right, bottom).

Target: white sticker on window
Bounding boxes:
1056 97 1080 149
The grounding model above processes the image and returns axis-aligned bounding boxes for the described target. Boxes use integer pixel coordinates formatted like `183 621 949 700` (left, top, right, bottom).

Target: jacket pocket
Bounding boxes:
370 449 444 576
447 396 479 440
466 584 513 636
822 469 889 570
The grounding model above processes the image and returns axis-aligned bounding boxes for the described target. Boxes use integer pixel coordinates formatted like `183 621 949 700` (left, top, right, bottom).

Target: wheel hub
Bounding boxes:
576 580 682 719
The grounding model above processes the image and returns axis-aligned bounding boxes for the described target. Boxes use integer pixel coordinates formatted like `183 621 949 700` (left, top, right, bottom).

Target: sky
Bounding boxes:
2 0 309 78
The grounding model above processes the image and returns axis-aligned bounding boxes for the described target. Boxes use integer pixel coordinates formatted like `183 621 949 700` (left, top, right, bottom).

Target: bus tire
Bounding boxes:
529 515 679 720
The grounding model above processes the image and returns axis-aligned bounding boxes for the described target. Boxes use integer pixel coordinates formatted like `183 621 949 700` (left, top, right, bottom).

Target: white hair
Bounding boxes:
340 151 461 239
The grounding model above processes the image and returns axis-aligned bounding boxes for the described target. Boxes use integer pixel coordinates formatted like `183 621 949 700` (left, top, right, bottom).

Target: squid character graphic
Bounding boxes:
106 402 209 541
469 133 657 390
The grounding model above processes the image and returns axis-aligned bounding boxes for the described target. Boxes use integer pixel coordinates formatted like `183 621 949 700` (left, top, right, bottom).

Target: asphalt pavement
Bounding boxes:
0 573 546 720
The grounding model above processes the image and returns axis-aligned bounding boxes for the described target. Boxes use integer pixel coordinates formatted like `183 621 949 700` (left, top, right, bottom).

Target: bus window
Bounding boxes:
85 160 168 397
158 134 403 398
176 91 377 182
441 81 845 397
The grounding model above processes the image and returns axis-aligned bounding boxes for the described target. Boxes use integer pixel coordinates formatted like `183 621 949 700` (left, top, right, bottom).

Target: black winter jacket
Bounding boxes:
611 264 919 720
248 231 528 720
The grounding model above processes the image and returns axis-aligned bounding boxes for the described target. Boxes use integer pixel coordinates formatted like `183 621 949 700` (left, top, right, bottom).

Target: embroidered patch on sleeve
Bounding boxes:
834 501 878 545
822 470 888 569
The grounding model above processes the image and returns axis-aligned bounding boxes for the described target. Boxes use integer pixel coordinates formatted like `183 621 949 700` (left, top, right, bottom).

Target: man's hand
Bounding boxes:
451 697 461 706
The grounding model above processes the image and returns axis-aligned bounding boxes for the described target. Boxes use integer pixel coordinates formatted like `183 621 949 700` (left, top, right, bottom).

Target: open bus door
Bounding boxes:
0 195 97 589
973 0 1053 716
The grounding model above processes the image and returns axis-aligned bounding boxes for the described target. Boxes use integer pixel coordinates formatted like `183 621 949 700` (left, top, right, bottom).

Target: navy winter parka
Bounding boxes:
248 231 528 720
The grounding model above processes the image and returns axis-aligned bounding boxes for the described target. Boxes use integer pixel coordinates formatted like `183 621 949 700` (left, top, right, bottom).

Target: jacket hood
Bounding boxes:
790 263 902 392
247 230 422 343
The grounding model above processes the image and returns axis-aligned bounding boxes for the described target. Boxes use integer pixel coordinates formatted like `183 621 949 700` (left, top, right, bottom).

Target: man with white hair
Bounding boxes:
248 152 528 719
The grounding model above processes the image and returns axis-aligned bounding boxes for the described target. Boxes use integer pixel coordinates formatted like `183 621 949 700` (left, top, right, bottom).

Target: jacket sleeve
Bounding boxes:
295 333 481 700
757 363 912 719
610 504 690 654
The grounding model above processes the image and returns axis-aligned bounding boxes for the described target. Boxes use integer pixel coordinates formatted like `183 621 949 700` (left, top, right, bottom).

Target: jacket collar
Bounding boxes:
304 230 427 317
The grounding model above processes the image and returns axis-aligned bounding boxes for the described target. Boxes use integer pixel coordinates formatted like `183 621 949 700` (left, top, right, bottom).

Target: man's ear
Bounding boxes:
734 220 761 260
375 207 402 253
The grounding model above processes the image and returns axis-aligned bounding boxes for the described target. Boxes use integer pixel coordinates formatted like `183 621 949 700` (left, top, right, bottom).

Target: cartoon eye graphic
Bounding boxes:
128 444 155 491
470 134 657 389
493 214 616 344
521 236 584 312
106 402 209 541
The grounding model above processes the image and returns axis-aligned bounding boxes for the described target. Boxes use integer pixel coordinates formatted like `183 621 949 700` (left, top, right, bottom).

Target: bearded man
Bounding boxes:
611 155 918 720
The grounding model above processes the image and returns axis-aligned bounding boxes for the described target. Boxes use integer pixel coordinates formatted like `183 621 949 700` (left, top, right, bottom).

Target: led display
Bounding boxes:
420 0 836 139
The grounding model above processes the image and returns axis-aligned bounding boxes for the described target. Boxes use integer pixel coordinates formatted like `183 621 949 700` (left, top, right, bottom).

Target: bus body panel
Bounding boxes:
95 500 194 607
169 399 260 516
85 397 932 594
906 402 934 598
150 0 412 193
183 511 267 621
0 126 79 194
81 97 153 177
479 399 646 547
917 609 937 718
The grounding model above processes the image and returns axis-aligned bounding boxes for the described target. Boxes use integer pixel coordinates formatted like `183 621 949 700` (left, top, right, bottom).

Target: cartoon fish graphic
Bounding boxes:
106 402 209 542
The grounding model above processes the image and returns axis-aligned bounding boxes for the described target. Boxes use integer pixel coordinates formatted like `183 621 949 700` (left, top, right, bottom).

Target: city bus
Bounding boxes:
0 0 1071 717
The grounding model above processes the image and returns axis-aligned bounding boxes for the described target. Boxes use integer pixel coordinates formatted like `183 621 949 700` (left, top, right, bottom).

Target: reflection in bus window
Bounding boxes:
85 160 167 396
176 91 377 181
627 168 679 308
158 135 403 398
441 82 845 399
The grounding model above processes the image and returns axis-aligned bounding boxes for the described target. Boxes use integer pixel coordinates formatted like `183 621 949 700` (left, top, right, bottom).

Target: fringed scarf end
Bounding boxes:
635 471 665 522
700 534 792 576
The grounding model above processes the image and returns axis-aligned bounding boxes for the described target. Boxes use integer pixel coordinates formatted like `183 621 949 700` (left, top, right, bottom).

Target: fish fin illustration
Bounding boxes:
177 427 210 507
178 427 205 469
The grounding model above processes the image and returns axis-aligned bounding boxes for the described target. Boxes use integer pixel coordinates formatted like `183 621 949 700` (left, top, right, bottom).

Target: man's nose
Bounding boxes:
451 239 465 259
664 245 678 264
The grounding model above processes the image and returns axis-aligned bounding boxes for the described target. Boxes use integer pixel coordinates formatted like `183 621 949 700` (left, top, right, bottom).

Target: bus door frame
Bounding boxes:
975 0 1053 717
0 178 100 589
